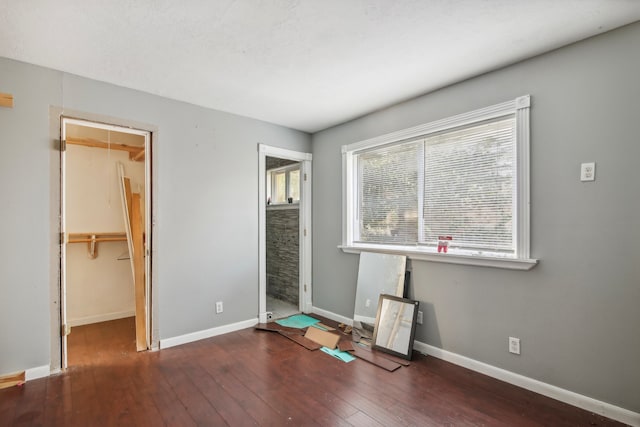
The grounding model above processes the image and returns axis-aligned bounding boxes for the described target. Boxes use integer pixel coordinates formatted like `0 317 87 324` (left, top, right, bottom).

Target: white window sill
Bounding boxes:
338 244 538 271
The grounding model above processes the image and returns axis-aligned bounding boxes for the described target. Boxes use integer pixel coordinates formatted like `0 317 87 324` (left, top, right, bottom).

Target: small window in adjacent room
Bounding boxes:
267 164 300 205
341 95 537 270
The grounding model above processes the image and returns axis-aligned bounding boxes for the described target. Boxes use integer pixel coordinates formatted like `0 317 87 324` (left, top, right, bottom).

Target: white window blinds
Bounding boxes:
356 140 421 244
423 117 515 254
354 115 516 255
342 95 534 268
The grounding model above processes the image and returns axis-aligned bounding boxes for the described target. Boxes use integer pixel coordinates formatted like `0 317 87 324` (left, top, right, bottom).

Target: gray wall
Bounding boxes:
0 57 310 375
311 23 640 412
0 60 60 374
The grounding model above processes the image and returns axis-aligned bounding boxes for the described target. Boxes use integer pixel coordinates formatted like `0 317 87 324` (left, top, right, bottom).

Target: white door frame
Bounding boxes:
258 144 312 323
60 117 153 367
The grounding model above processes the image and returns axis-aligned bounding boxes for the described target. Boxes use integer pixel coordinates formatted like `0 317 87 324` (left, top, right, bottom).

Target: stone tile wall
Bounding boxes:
266 206 299 306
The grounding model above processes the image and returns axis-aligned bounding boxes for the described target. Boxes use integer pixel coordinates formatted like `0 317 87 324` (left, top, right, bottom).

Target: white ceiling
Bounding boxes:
1 1 639 133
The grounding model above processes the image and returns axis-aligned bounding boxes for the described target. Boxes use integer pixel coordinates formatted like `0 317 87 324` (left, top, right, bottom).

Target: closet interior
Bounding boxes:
63 120 149 366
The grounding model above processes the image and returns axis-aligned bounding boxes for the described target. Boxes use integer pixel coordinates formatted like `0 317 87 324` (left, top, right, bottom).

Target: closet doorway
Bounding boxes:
60 118 152 368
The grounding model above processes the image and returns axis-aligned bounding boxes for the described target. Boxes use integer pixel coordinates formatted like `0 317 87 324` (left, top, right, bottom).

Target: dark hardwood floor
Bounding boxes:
0 316 625 426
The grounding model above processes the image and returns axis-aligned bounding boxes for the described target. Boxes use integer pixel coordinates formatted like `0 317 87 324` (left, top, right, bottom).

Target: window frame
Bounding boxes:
340 95 537 270
267 163 301 205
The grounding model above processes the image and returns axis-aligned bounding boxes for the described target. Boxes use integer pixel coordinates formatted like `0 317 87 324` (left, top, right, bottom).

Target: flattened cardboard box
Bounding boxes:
304 326 340 349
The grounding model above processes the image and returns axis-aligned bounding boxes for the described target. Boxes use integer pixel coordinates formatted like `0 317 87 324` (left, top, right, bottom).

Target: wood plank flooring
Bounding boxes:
67 317 137 367
0 316 625 426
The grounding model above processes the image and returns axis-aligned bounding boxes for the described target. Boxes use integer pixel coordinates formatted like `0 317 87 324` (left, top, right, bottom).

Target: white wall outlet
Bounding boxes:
509 337 521 355
416 310 423 325
215 301 223 314
580 162 596 182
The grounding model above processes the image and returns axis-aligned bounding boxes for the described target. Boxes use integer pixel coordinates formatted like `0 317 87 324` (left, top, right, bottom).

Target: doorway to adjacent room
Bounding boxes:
258 144 312 323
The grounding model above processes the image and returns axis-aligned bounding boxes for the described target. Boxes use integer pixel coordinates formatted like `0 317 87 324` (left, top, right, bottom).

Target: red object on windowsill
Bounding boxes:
437 236 452 253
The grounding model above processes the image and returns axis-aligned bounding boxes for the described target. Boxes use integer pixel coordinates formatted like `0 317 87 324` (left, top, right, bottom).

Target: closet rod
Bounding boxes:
66 232 128 259
68 237 127 243
67 232 127 243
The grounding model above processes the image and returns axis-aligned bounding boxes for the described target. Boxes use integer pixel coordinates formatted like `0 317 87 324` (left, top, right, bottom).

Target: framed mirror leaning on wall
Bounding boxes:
372 294 419 360
353 252 407 343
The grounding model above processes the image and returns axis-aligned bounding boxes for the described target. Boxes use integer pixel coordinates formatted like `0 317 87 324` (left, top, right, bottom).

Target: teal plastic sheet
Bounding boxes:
320 347 356 363
275 314 320 329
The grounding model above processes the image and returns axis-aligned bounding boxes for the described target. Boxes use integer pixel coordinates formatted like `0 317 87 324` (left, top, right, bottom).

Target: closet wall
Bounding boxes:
66 129 145 326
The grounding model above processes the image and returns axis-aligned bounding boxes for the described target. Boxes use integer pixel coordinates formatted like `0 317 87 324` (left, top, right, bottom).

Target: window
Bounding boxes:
342 96 536 270
267 164 300 205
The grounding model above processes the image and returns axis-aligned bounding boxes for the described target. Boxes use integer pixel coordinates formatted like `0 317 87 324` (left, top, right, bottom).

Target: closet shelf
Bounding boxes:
67 232 127 243
67 232 127 259
66 137 145 162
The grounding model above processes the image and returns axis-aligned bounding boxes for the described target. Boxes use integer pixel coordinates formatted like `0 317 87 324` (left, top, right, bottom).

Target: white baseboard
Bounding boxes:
68 310 135 327
159 318 258 350
310 306 353 326
308 306 638 426
413 341 640 427
25 365 50 381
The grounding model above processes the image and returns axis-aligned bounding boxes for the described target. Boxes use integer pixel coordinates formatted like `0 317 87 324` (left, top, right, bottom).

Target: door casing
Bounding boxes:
258 144 312 323
58 116 154 369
